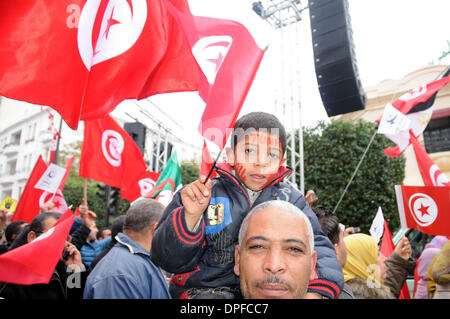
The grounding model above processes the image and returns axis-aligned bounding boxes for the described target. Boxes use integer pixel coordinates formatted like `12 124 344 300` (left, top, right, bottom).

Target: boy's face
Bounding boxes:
227 131 285 191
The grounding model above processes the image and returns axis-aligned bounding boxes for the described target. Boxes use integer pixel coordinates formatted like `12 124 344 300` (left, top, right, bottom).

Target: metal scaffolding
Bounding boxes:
252 0 307 194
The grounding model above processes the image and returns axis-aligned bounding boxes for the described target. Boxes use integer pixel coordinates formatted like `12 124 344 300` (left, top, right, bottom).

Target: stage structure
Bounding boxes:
252 0 307 194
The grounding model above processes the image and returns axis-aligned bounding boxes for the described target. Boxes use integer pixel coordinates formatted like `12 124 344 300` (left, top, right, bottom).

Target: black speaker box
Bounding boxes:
308 0 366 117
124 122 146 154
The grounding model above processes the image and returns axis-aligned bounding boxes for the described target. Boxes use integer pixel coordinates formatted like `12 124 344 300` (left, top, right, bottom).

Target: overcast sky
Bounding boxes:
116 0 450 153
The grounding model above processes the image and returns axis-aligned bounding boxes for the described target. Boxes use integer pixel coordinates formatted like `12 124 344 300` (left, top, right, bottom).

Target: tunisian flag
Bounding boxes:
0 210 75 285
0 0 198 130
395 185 450 236
79 115 147 189
121 170 161 203
163 0 265 149
377 70 450 157
410 134 450 186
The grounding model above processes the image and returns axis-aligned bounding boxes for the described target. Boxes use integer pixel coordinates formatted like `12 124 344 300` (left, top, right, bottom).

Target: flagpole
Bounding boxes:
332 129 378 215
53 116 63 165
203 150 223 184
83 178 88 205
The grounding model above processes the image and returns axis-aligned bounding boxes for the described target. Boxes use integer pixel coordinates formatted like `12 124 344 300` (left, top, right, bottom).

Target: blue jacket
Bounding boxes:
151 163 344 299
80 237 112 266
83 233 171 299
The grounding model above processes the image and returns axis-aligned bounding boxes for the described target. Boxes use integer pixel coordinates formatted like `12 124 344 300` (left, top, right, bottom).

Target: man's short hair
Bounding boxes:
231 112 287 154
238 200 314 254
123 199 164 233
312 205 340 245
5 221 27 244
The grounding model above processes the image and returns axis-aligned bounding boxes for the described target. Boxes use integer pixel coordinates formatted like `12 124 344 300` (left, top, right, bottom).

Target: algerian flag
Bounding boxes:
145 151 182 207
369 207 385 243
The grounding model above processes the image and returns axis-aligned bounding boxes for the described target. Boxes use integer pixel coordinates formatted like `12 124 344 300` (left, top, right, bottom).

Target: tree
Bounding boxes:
180 159 200 185
289 119 406 233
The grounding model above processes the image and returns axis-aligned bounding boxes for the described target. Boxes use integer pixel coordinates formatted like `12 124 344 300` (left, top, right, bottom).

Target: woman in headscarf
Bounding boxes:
343 233 414 299
429 241 450 299
414 236 448 299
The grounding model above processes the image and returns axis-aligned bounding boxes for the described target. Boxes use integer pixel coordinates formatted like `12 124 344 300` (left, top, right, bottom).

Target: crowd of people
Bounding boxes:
0 111 448 300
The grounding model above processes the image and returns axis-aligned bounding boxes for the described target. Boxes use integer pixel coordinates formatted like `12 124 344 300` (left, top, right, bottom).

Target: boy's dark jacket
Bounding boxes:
151 163 344 299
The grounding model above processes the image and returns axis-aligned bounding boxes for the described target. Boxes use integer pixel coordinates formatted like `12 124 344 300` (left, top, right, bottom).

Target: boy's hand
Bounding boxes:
181 175 212 231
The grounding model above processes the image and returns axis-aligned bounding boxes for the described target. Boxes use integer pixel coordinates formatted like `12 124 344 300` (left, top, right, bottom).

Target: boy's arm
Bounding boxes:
292 194 344 299
150 188 207 274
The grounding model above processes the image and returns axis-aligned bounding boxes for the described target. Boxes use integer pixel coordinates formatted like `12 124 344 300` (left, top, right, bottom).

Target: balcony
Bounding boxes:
4 143 20 157
39 129 53 143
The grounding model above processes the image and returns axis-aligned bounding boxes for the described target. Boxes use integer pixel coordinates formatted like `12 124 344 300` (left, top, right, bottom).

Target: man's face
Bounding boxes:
335 228 348 268
228 131 285 191
100 229 111 240
27 217 58 243
234 207 317 299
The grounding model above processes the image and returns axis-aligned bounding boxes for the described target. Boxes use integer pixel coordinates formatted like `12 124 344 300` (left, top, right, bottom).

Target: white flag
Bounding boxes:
34 163 66 194
377 103 411 135
369 207 385 243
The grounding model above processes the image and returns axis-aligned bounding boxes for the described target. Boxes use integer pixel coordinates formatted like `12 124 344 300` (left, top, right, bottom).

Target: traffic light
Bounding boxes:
107 187 120 216
96 183 108 201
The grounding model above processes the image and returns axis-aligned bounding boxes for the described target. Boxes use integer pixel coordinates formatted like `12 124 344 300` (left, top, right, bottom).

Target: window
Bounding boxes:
7 160 17 175
423 115 450 153
11 131 21 145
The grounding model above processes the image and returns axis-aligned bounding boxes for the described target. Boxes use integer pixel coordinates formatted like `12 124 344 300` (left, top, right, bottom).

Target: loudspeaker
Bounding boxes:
308 0 366 117
124 122 146 155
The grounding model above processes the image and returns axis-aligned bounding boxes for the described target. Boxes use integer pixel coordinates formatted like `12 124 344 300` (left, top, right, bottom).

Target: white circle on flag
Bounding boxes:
32 227 55 243
39 190 68 214
192 35 232 84
101 130 124 167
138 178 156 196
408 193 438 227
77 0 147 70
429 164 450 186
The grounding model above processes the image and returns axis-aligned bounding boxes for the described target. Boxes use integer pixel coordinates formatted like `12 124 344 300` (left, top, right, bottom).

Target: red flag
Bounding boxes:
200 139 218 179
10 156 48 223
379 74 450 157
0 211 75 285
59 155 75 190
164 0 265 149
79 115 147 189
121 171 161 203
410 134 450 186
0 0 198 130
395 185 450 236
380 221 395 258
379 221 411 299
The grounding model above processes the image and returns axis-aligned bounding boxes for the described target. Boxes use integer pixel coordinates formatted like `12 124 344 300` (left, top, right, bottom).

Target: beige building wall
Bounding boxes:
333 64 450 186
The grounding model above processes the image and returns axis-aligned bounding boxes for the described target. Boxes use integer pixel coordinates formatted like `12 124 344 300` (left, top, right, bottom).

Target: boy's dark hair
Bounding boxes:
231 112 287 154
312 205 340 245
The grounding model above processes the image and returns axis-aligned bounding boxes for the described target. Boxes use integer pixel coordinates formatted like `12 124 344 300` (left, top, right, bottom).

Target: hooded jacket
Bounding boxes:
151 163 344 299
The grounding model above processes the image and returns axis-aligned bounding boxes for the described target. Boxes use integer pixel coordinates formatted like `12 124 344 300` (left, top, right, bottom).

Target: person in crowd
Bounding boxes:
0 212 86 299
80 221 111 267
428 240 450 299
89 215 125 271
97 227 112 241
313 205 354 299
83 199 170 299
234 200 316 299
151 111 343 299
0 220 28 254
343 233 414 298
414 236 448 298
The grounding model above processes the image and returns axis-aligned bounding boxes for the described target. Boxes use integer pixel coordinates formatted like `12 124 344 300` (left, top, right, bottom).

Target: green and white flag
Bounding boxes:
145 151 182 207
